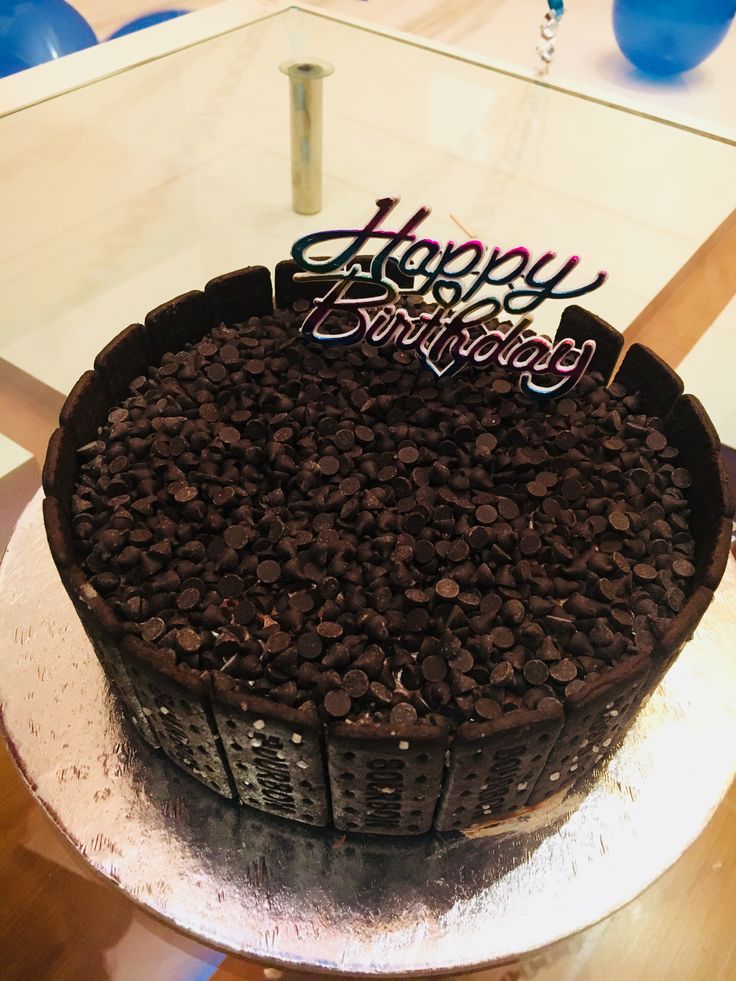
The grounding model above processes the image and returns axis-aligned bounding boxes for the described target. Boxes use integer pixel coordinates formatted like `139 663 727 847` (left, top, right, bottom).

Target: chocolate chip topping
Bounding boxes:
71 301 696 731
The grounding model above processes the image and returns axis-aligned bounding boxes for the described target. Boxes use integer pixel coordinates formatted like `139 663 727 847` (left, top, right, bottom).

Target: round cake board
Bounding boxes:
1 493 735 976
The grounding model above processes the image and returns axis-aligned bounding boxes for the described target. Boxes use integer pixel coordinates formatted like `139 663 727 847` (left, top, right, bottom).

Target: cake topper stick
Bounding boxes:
279 59 334 215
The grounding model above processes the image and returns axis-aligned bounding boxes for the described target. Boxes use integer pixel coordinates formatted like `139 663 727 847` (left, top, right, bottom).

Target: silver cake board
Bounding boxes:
1 492 735 976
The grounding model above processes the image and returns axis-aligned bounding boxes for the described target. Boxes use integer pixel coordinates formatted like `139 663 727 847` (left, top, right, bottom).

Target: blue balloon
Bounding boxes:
613 0 736 76
0 0 97 78
0 52 28 78
108 10 189 39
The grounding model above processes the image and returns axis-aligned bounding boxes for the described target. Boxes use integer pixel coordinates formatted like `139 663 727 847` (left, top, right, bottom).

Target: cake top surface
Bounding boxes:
69 301 696 730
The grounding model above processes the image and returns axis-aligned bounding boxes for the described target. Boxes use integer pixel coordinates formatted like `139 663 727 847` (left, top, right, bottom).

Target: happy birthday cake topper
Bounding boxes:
290 196 607 398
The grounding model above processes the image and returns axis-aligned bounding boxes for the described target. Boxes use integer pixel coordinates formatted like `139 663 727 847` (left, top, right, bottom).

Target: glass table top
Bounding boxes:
0 5 733 396
0 9 734 976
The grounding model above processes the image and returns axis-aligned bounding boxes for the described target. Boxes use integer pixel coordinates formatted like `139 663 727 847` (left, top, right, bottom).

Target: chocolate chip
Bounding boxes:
608 511 630 532
339 476 361 496
390 702 418 724
476 433 497 451
370 681 393 705
630 468 651 489
436 578 460 599
476 505 498 525
414 540 436 564
232 598 254 625
297 632 323 660
475 697 502 720
490 661 514 686
646 431 668 452
634 563 658 582
447 540 470 562
318 455 340 476
398 445 419 465
219 426 240 445
561 477 583 501
671 468 692 489
317 621 343 640
491 626 515 650
141 617 165 642
257 559 281 583
523 659 549 685
421 655 448 682
176 628 201 653
266 631 291 654
173 484 198 503
519 531 541 556
223 525 248 550
343 669 370 697
176 587 201 611
549 659 578 683
672 558 695 578
498 498 520 520
324 688 352 718
213 576 241 603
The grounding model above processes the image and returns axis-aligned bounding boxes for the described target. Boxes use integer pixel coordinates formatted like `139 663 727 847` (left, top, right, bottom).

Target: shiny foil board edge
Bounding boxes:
1 493 735 976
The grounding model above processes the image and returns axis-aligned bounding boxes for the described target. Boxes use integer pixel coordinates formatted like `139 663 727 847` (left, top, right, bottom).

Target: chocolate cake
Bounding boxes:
42 263 732 835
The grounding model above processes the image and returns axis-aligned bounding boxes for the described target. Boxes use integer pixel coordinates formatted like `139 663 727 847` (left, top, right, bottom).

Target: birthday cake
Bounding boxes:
42 204 731 836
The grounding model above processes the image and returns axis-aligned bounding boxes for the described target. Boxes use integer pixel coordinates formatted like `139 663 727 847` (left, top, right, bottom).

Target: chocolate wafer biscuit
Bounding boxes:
42 427 77 507
647 585 715 691
527 655 652 806
556 305 623 381
614 343 684 418
436 699 564 831
664 394 731 589
56 562 159 747
121 635 234 797
143 289 210 363
327 722 448 835
58 370 111 445
93 323 153 402
211 674 329 826
205 266 273 327
42 494 76 569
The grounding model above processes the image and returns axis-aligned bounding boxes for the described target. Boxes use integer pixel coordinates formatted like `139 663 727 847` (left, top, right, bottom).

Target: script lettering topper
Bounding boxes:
291 196 607 398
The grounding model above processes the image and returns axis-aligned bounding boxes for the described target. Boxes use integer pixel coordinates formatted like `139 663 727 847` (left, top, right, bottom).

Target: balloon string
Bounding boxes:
536 0 564 76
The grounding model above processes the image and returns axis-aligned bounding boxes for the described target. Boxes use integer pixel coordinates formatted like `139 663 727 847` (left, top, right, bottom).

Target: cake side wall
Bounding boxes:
211 676 330 827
